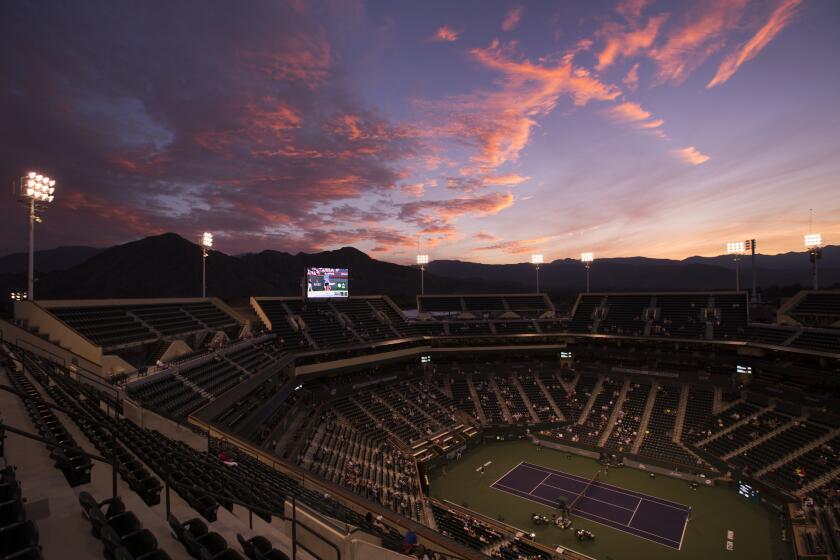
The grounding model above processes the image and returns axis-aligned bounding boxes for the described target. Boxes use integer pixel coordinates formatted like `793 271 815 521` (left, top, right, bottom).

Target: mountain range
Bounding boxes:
0 233 836 308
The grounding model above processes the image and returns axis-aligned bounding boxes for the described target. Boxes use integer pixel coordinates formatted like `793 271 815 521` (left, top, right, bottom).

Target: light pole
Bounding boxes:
805 234 823 291
18 172 56 301
200 232 213 297
581 252 594 293
726 241 745 292
745 239 757 302
416 254 429 295
531 254 543 293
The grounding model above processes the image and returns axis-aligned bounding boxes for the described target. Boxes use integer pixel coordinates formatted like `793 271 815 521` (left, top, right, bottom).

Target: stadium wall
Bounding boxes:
123 398 208 452
13 300 103 365
0 316 102 375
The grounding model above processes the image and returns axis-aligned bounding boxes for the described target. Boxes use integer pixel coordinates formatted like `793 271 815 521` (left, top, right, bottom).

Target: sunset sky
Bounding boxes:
1 0 838 264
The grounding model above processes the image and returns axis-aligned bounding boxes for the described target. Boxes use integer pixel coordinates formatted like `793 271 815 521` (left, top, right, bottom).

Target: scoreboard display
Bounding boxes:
737 481 760 502
306 268 349 298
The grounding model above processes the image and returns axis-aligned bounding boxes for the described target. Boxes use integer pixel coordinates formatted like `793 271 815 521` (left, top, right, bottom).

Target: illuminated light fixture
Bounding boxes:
200 232 213 297
531 254 544 293
581 252 594 293
416 254 429 295
726 241 746 292
804 233 822 249
10 292 28 301
804 233 823 290
19 171 57 300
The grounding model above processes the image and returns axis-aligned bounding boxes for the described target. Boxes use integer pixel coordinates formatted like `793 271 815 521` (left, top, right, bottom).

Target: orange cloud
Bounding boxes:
445 40 620 173
707 0 803 88
432 26 461 42
673 146 710 165
616 0 650 21
474 231 498 242
502 6 524 32
596 13 667 70
603 101 663 129
650 0 748 84
474 235 554 254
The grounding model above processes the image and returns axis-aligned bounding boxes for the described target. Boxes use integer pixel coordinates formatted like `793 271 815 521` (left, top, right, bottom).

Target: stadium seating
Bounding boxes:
639 383 704 468
599 294 650 336
0 463 42 560
729 420 832 474
603 381 651 452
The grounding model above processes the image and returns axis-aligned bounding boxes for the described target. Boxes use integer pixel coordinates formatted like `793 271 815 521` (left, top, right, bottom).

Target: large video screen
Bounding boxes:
306 267 349 298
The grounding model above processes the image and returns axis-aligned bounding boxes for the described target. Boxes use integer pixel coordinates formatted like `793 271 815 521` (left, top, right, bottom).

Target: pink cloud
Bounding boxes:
603 101 663 129
432 26 461 42
473 231 498 242
622 62 640 90
649 0 748 84
596 13 668 71
502 6 524 32
707 0 803 88
672 146 710 165
483 173 530 186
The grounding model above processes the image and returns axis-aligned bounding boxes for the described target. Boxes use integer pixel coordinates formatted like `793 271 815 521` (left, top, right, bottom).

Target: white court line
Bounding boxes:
539 481 636 513
678 511 690 551
489 460 523 487
519 462 691 512
628 498 642 526
491 482 681 549
529 474 552 495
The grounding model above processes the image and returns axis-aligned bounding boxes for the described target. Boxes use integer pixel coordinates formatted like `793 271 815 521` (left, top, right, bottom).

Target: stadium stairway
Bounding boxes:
796 465 840 498
712 386 724 414
466 376 488 425
671 383 690 442
511 377 541 424
720 415 804 461
631 381 659 454
695 402 776 447
557 371 578 394
576 375 604 425
533 375 566 422
755 426 840 477
598 378 630 447
488 378 513 423
172 369 213 400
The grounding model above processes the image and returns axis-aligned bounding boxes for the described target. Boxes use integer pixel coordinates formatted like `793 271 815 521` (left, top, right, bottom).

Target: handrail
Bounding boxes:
0 379 121 499
164 478 342 560
3 335 119 399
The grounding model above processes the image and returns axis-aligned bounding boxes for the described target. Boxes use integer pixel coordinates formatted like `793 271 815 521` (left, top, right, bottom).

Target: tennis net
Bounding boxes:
568 470 599 513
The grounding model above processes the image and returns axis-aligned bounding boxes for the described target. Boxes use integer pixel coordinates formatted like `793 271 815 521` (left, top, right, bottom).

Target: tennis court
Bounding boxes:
491 461 690 549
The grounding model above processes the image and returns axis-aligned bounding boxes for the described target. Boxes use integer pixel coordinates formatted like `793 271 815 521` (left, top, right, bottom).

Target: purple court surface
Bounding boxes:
491 462 690 549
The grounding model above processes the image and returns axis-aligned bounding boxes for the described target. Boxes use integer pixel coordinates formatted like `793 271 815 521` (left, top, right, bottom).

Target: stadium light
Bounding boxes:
581 252 594 293
416 254 429 295
10 292 27 301
200 232 213 297
726 242 745 292
804 233 823 290
745 239 758 303
531 254 543 293
18 171 57 301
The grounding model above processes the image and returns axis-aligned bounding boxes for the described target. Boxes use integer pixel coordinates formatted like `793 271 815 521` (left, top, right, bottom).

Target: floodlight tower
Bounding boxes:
804 233 823 290
10 292 27 302
531 254 544 293
416 254 429 295
581 252 594 293
18 172 57 301
726 241 745 292
745 239 757 303
200 232 213 297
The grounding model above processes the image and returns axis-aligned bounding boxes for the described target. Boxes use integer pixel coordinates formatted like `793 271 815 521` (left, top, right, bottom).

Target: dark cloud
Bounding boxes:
0 0 416 254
